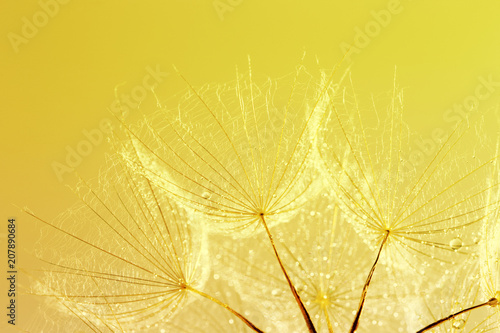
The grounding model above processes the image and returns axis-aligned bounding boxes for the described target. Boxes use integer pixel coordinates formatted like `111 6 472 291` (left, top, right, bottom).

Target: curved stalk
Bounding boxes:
259 214 317 333
416 297 499 333
187 286 265 333
349 230 390 333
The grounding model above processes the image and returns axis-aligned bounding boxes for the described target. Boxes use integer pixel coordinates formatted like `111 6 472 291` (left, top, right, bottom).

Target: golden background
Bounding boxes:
1 0 500 331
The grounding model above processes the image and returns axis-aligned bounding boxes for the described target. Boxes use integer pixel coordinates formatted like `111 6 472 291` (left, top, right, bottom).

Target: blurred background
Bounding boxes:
2 0 500 331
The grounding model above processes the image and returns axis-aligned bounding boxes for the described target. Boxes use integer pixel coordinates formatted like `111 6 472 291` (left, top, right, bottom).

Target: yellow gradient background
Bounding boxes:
1 0 500 331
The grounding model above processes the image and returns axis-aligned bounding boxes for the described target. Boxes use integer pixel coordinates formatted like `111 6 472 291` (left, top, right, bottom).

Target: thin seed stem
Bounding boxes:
259 214 317 333
187 286 265 333
349 230 390 333
323 306 334 333
416 298 499 333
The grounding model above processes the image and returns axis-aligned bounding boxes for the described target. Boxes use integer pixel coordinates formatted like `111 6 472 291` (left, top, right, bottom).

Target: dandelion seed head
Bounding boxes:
319 74 498 288
31 157 209 331
118 66 329 237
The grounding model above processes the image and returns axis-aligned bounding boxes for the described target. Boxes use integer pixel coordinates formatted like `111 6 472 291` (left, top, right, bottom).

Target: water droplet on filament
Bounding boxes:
449 237 463 250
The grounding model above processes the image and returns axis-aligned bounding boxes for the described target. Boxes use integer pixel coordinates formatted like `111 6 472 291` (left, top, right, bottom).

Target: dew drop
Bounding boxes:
202 192 211 199
449 237 463 250
452 318 465 329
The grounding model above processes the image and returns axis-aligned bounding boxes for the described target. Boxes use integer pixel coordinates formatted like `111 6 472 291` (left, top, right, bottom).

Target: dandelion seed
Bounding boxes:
318 71 500 331
119 64 327 235
27 158 263 332
116 58 350 332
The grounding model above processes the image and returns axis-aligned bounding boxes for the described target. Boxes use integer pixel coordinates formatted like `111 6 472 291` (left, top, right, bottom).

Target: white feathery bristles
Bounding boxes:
117 65 329 236
30 157 209 332
319 72 498 278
